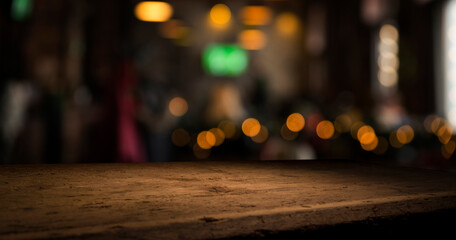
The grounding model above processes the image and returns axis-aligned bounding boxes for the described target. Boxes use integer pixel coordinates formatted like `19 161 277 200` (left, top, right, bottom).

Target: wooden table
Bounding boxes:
2 160 456 239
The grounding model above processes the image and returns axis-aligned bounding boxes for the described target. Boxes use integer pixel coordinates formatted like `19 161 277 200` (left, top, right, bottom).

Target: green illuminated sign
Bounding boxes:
11 0 33 21
202 44 248 76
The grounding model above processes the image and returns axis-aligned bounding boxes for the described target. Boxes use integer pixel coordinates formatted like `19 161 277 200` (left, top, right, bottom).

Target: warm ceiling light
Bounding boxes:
286 113 305 132
210 4 231 25
135 1 173 22
275 12 299 36
240 6 272 26
238 29 267 50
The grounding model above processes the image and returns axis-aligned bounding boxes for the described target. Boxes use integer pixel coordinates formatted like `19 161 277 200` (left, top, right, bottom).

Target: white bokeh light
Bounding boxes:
443 0 456 129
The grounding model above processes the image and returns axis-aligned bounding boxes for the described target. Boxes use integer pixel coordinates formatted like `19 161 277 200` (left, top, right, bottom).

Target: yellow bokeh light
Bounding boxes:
379 24 398 44
169 97 188 117
171 128 190 147
210 4 231 25
424 115 438 133
442 139 456 159
316 120 335 140
252 125 269 143
359 131 376 145
238 29 267 50
286 113 305 132
281 124 298 141
437 124 453 144
209 128 225 146
242 118 261 137
430 117 445 134
396 125 414 144
135 1 173 22
275 12 299 36
218 120 237 139
197 131 216 149
361 135 378 151
240 6 272 26
357 125 375 142
350 121 365 139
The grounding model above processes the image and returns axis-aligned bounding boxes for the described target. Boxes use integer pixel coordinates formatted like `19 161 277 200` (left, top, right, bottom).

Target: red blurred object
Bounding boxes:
115 61 146 163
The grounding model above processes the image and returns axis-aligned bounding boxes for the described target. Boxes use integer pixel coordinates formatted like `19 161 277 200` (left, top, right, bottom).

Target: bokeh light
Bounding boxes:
210 4 231 26
378 54 399 71
305 113 324 133
281 124 298 141
242 118 261 137
135 1 173 22
356 124 378 151
218 120 237 139
11 0 33 21
240 6 272 26
444 2 456 129
361 134 378 151
389 131 403 148
169 97 188 117
209 128 225 146
275 12 299 36
171 128 190 147
356 125 375 142
334 114 352 133
159 19 184 39
430 116 445 134
359 131 376 145
251 125 269 143
424 114 439 133
197 131 216 149
378 69 398 87
379 24 399 44
202 44 248 76
442 139 456 159
378 40 398 55
238 29 267 50
350 121 365 139
437 124 453 144
316 120 335 140
378 24 399 88
396 125 414 144
286 113 305 132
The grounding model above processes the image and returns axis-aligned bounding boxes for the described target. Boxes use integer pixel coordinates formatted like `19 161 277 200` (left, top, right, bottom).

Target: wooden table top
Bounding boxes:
2 160 456 239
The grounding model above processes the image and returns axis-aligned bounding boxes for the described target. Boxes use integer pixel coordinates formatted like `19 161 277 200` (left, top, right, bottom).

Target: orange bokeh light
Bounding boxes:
286 113 305 132
242 118 261 137
316 120 335 140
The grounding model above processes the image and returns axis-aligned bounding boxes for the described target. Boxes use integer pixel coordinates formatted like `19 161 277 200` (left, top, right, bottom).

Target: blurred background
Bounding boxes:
0 0 455 170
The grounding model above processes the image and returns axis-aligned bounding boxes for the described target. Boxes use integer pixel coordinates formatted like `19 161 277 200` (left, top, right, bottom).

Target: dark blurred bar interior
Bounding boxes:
0 0 455 169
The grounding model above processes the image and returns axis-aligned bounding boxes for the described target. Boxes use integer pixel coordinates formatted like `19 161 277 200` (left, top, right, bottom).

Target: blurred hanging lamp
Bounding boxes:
134 1 173 22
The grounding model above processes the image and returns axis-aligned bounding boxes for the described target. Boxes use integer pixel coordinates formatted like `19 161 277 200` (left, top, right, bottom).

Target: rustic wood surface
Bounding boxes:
2 160 456 239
